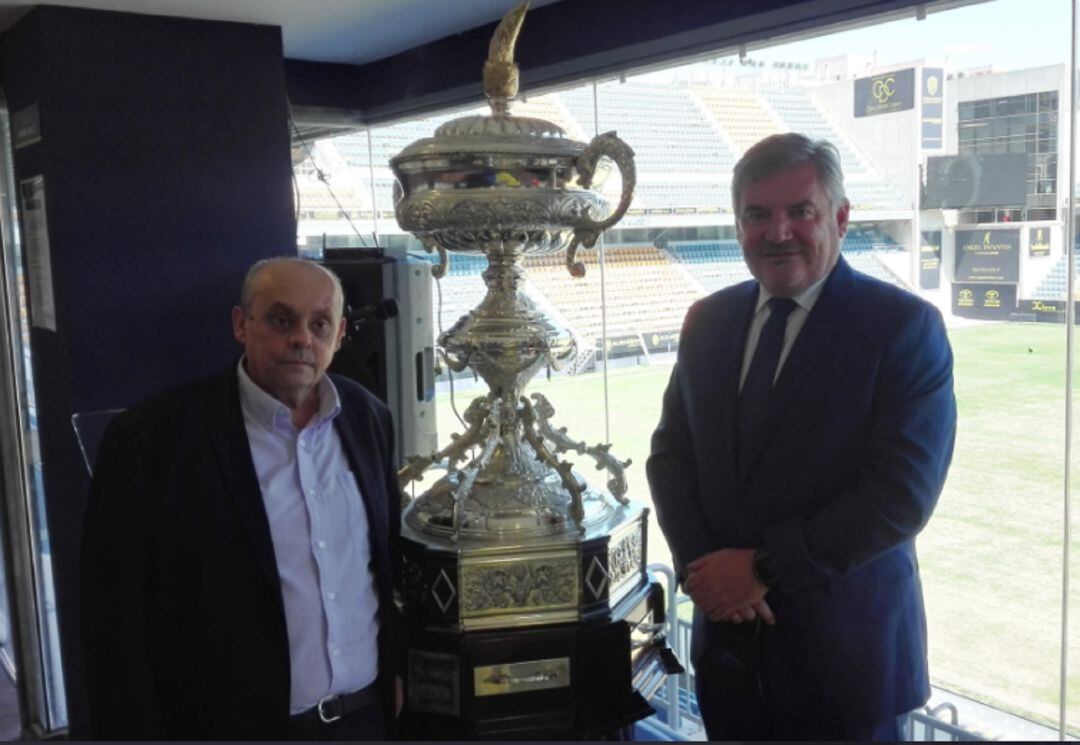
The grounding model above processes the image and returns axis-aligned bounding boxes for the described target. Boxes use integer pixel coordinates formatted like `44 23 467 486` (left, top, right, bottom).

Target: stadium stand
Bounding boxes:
760 89 870 176
523 245 701 351
692 85 786 152
666 239 751 293
295 80 913 221
559 82 739 174
666 232 909 293
632 182 729 211
1032 254 1077 299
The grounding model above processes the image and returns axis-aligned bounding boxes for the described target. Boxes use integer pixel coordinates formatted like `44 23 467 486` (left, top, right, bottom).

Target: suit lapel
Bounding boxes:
205 367 284 601
698 282 757 484
336 409 389 569
739 258 855 479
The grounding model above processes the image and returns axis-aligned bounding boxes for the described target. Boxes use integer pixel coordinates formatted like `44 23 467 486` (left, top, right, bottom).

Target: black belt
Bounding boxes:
293 682 381 726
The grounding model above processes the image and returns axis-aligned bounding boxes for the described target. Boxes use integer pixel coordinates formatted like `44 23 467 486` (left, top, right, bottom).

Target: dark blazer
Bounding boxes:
647 257 956 724
80 365 401 740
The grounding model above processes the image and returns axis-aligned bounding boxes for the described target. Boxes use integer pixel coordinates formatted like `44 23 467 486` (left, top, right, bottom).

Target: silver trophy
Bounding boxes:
390 3 679 737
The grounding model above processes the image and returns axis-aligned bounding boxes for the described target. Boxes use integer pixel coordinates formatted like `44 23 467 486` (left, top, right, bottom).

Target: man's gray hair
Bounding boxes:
731 133 848 214
239 257 344 315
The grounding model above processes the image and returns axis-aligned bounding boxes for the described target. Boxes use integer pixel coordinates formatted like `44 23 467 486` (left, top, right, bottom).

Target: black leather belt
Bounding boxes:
293 682 381 726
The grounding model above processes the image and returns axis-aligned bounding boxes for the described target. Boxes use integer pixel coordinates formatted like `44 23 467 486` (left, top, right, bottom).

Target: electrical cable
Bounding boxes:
434 273 467 430
286 100 370 249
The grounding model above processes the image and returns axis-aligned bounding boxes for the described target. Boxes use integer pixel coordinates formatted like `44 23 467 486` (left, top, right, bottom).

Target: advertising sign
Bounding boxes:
952 283 1017 319
921 68 943 150
920 230 941 290
854 68 915 117
1029 227 1051 258
954 229 1020 283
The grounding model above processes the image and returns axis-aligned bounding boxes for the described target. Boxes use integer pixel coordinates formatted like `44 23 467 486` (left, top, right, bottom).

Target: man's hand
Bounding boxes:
684 548 775 623
725 598 777 625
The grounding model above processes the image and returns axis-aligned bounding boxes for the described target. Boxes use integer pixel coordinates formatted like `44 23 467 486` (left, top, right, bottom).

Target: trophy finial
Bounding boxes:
483 1 529 114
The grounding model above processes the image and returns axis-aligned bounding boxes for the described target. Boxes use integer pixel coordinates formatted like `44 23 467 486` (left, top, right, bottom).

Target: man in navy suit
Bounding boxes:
647 133 956 740
81 258 402 740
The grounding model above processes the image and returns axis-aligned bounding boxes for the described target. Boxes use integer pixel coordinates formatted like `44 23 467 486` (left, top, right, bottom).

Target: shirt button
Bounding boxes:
333 649 342 657
318 540 327 549
328 592 336 600
308 487 317 497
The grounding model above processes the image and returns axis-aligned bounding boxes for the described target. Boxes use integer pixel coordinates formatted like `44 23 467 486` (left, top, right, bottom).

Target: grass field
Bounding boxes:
433 322 1080 733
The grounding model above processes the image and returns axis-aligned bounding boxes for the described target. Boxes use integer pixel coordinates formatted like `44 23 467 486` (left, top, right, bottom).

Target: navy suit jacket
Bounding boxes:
647 257 956 723
80 365 401 740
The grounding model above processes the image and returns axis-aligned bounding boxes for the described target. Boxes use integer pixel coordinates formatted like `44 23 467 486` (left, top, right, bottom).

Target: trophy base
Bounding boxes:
401 580 663 740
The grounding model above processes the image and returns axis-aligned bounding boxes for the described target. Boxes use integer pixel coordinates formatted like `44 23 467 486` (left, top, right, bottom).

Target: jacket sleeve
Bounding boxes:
646 307 723 578
80 414 164 738
763 302 957 591
379 404 406 674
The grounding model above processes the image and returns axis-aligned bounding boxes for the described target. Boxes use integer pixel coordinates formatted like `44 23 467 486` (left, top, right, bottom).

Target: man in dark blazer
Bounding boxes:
80 257 401 740
647 133 956 740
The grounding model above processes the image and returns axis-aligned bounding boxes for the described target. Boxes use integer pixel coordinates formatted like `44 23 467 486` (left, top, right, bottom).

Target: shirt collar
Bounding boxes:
753 261 834 315
236 357 342 432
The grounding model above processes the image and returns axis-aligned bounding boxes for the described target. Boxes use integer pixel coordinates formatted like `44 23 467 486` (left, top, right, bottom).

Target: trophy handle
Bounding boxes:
566 131 636 277
574 131 636 235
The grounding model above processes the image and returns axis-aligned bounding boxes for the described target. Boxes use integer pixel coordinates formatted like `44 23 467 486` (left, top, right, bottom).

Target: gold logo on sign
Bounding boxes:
1038 229 1044 241
984 231 991 244
959 289 974 301
872 77 896 103
927 75 939 96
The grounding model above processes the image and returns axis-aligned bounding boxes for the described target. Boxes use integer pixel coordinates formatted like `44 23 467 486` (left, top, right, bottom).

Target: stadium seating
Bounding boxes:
1032 254 1079 299
692 86 785 151
559 82 739 175
294 79 912 220
666 233 909 292
760 90 869 175
522 245 702 348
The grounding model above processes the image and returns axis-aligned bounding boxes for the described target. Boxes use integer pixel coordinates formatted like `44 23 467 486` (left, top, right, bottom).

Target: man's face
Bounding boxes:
232 263 345 410
736 162 849 298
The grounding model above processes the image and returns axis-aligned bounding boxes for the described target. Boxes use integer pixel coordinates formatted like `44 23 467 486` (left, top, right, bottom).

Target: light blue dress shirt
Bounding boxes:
237 360 380 714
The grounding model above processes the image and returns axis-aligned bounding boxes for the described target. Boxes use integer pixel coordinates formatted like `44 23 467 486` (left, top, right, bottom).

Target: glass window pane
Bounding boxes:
294 0 1076 739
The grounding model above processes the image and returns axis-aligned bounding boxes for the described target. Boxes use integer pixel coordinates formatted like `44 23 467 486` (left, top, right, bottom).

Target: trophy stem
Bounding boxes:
441 241 550 402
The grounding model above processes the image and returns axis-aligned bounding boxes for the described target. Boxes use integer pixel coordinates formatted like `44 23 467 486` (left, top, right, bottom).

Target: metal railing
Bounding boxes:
642 563 987 742
905 703 985 741
643 565 702 739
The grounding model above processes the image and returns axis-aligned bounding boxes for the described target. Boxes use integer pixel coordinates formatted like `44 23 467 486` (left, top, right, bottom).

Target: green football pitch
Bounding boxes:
433 321 1080 731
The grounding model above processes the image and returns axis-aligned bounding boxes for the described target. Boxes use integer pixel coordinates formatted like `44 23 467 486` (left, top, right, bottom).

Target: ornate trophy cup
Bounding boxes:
390 4 681 738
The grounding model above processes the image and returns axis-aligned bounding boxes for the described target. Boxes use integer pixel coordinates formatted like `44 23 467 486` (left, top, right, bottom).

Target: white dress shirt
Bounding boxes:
237 360 380 713
738 268 832 391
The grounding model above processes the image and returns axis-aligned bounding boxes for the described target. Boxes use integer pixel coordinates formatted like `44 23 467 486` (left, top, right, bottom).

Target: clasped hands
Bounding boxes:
683 548 777 625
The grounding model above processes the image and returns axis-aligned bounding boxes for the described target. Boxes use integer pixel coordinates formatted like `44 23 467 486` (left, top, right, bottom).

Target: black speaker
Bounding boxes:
323 249 393 404
321 248 437 464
